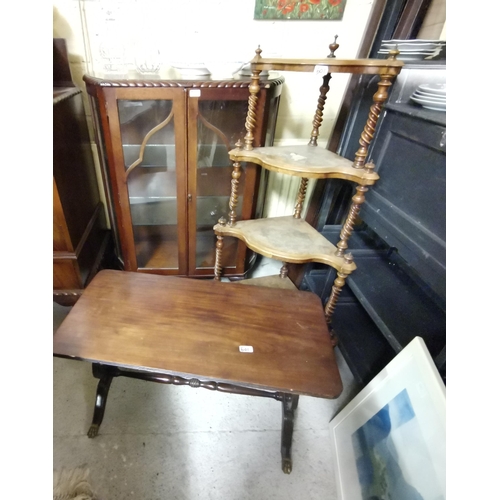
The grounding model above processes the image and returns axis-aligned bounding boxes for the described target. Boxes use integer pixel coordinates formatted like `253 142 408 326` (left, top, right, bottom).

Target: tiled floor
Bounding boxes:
53 258 360 499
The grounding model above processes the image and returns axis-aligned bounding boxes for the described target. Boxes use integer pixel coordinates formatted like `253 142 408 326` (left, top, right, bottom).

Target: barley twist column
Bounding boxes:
293 178 309 219
228 161 242 227
308 73 332 147
324 253 353 327
214 217 226 281
243 52 262 151
335 162 374 256
353 74 395 169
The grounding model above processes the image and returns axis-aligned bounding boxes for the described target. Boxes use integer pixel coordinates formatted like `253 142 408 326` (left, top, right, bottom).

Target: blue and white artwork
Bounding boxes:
352 388 443 500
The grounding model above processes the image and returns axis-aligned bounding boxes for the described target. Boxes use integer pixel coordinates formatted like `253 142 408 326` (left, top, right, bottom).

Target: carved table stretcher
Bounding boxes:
53 270 342 473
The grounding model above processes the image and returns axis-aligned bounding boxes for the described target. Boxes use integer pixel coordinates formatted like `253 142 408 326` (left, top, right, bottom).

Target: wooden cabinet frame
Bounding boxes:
85 76 283 278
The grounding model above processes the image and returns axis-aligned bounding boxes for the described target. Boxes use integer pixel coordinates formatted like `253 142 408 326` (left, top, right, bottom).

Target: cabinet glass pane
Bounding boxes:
195 100 248 269
118 99 178 269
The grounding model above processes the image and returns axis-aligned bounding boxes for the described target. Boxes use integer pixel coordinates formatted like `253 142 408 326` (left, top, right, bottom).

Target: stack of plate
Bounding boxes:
410 83 446 112
378 39 445 61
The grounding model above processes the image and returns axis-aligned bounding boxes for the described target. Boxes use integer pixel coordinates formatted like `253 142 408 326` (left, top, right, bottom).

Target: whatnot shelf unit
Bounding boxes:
213 44 403 341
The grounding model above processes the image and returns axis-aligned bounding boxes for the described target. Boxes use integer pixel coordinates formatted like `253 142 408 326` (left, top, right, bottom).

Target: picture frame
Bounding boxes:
254 0 347 21
329 337 446 500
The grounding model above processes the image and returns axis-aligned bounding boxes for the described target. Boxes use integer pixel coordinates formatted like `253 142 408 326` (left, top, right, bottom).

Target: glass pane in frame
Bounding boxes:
118 99 179 269
194 100 248 269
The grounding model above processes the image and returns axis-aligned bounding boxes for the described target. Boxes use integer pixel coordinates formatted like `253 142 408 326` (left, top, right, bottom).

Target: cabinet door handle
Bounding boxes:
188 194 192 202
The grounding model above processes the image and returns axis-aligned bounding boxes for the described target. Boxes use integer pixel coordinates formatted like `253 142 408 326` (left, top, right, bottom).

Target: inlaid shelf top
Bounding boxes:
213 216 356 273
229 145 380 183
250 56 404 76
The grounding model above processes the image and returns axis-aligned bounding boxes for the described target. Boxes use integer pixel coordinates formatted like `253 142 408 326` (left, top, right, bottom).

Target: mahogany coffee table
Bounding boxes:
53 270 342 473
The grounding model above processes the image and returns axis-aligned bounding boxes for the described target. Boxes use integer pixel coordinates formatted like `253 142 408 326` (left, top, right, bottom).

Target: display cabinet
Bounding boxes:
84 75 283 278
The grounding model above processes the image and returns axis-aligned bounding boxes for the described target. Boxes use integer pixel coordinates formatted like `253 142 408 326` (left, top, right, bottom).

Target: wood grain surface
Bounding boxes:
53 270 342 398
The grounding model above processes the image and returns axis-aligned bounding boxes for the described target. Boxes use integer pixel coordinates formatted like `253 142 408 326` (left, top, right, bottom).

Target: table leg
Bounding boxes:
87 363 117 438
281 393 299 474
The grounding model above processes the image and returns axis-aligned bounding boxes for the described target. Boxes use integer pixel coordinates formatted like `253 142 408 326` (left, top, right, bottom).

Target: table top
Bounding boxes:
53 270 342 399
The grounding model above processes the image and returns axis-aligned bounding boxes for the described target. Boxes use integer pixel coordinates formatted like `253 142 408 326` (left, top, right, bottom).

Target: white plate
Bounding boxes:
410 96 446 111
239 62 269 77
379 48 438 53
240 69 269 77
378 52 436 61
418 83 446 95
381 43 442 51
414 90 446 100
382 39 446 44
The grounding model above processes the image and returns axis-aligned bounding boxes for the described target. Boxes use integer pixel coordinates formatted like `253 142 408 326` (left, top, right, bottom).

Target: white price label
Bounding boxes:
314 65 328 76
239 345 254 353
189 89 201 97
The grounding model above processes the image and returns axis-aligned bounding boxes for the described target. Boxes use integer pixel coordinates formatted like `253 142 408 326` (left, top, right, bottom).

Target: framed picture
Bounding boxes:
329 337 446 500
254 0 347 21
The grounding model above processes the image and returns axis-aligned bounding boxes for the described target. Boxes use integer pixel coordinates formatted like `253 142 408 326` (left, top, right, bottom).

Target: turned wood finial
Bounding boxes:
388 48 400 60
280 263 289 279
255 46 263 59
365 161 376 173
218 217 227 226
328 36 339 58
344 252 353 265
353 74 394 168
235 139 243 150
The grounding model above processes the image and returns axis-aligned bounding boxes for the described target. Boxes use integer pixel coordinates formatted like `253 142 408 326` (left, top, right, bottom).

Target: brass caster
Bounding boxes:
87 424 99 438
282 458 292 474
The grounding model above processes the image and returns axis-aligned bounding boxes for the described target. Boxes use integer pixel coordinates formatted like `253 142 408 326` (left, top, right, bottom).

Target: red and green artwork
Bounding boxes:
254 0 347 20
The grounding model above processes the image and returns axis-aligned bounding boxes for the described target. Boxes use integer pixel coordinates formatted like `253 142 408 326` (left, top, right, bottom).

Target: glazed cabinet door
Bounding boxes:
86 75 283 278
103 87 188 274
186 87 261 277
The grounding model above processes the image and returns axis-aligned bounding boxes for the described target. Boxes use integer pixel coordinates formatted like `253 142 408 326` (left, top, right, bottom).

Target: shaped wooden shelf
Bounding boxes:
214 216 356 274
229 145 380 184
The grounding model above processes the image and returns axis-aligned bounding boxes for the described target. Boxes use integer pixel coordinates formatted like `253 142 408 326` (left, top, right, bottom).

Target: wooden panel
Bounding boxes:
53 179 73 252
53 38 74 87
53 90 102 250
53 75 110 300
53 259 82 289
53 270 341 398
361 109 446 299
